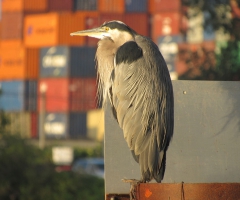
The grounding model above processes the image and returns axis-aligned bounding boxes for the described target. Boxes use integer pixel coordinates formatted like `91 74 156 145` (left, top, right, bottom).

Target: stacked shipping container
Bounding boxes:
0 0 234 140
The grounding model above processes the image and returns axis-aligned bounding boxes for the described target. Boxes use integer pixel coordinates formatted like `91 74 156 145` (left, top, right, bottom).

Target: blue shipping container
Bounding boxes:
158 35 181 75
42 112 87 139
69 112 87 138
43 112 68 138
125 0 147 12
40 46 96 78
0 80 37 111
74 0 97 10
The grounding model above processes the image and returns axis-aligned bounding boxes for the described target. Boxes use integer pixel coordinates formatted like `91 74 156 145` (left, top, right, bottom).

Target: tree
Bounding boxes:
0 135 104 200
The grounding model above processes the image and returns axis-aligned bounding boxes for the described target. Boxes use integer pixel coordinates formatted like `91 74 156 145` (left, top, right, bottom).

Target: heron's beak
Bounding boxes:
70 27 107 39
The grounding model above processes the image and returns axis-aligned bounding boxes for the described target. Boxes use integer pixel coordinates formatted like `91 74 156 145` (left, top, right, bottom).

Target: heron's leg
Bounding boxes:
122 179 142 200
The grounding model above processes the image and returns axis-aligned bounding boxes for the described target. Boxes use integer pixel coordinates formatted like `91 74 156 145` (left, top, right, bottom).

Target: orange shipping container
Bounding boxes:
2 0 48 12
98 0 125 13
24 12 99 47
0 39 23 49
0 46 39 79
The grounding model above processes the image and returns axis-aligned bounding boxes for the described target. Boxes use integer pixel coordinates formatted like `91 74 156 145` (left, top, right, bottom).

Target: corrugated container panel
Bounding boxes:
0 46 39 79
0 39 22 49
24 13 59 47
69 78 97 111
125 0 147 12
74 0 97 10
59 11 99 46
1 12 23 40
69 47 96 77
43 112 68 138
152 12 181 43
0 21 2 40
0 81 37 111
23 0 48 12
4 112 36 138
69 112 87 138
2 0 47 12
87 109 104 141
24 12 98 47
49 0 73 11
124 13 149 36
40 46 69 77
148 0 181 13
98 0 125 13
38 78 69 112
40 46 96 77
186 8 204 43
38 78 97 112
2 0 23 12
26 48 39 78
31 112 38 138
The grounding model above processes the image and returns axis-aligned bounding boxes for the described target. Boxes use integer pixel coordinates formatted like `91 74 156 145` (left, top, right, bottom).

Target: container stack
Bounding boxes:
0 0 235 141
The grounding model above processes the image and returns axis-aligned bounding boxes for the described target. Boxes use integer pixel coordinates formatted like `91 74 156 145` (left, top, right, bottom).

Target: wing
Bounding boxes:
109 35 174 182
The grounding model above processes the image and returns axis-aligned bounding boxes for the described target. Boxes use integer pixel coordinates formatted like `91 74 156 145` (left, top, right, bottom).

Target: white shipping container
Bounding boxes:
52 146 74 165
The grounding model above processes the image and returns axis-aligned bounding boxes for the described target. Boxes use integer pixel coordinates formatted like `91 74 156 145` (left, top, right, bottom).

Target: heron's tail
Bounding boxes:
153 151 166 183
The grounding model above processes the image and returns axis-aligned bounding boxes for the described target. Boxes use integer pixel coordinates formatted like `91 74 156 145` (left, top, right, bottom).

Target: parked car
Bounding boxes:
72 158 104 179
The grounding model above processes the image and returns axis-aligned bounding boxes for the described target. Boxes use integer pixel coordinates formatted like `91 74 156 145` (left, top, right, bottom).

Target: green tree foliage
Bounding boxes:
179 0 240 81
0 110 9 134
0 134 104 200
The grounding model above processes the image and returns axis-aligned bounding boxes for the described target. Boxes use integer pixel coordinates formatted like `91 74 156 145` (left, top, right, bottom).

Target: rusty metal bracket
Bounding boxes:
106 183 240 200
136 183 240 200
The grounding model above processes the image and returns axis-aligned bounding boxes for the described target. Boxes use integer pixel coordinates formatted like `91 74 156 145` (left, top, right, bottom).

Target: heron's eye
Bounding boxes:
104 27 110 31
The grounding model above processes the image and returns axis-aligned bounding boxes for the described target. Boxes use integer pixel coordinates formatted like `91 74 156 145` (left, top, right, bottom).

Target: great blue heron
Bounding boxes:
71 20 174 195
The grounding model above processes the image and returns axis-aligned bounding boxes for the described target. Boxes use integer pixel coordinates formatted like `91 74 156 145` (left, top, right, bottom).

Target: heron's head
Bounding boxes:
70 20 136 42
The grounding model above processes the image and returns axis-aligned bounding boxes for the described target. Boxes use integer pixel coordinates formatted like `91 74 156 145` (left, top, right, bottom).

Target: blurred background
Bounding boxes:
0 0 239 199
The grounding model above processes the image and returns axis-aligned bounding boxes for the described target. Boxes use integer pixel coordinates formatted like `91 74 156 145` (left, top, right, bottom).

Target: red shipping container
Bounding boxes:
38 78 97 112
38 78 69 112
69 78 97 111
124 13 149 37
99 13 124 23
152 12 181 43
148 0 181 13
49 0 73 11
31 112 38 138
1 12 24 40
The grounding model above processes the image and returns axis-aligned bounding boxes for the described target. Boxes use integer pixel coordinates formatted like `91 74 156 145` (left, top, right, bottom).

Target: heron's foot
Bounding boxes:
121 179 142 200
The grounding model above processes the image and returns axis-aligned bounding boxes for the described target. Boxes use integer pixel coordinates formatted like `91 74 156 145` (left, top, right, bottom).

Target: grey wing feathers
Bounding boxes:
109 35 174 182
